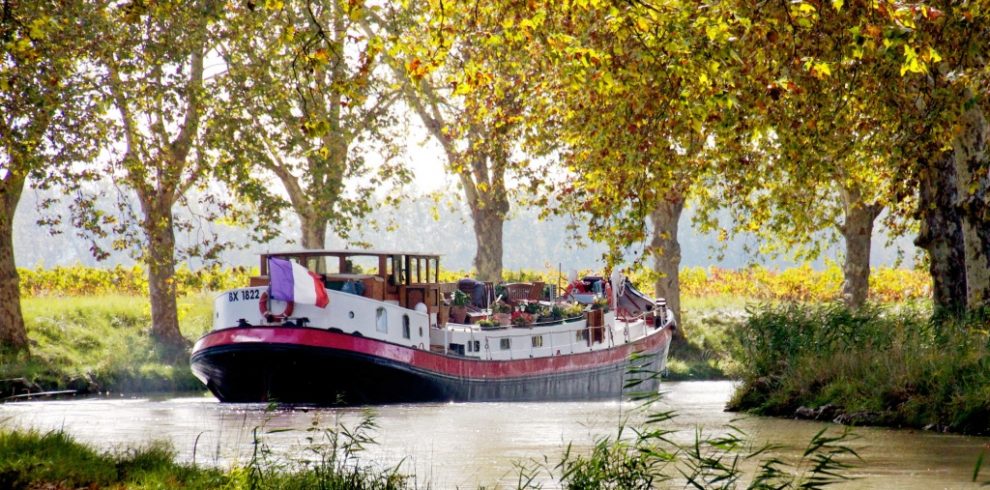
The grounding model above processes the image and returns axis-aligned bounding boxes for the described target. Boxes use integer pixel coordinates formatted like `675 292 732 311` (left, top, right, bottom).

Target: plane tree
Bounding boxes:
0 1 103 351
690 0 910 309
217 0 408 250
373 1 540 281
510 0 744 332
713 0 990 312
71 0 230 351
870 1 990 312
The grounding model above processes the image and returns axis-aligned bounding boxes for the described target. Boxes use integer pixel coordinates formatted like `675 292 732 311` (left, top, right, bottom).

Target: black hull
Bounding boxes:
191 339 671 405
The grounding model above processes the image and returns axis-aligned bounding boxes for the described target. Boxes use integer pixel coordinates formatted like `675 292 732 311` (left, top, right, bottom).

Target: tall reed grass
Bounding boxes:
730 303 990 434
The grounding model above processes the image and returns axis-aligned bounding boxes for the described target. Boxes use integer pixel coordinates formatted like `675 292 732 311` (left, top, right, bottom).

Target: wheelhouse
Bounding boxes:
250 250 444 317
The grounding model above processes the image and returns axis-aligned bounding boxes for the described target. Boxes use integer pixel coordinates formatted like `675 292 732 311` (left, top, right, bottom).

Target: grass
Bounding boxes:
664 295 751 380
2 294 215 396
728 302 990 434
0 429 230 489
0 419 408 490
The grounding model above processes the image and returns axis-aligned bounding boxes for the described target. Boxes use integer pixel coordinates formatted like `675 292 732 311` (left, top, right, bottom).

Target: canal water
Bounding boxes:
2 381 987 489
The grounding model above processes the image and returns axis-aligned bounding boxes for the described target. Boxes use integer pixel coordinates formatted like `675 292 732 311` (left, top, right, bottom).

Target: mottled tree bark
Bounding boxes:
839 186 882 309
471 206 505 282
299 209 328 250
916 151 968 314
0 173 28 351
953 105 990 309
650 192 685 342
140 198 185 350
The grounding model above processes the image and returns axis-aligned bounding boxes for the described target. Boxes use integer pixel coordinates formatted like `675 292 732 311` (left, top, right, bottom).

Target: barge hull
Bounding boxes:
191 327 672 404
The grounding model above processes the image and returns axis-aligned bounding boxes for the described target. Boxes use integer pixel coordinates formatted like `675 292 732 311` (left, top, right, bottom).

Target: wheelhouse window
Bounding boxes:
376 307 388 333
402 315 411 339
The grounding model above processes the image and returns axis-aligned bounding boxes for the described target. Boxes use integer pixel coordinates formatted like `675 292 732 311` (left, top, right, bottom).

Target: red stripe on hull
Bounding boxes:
192 325 673 380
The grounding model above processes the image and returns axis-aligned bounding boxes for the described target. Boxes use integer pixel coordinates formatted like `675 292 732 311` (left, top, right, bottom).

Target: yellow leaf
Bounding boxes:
813 61 831 78
832 0 843 10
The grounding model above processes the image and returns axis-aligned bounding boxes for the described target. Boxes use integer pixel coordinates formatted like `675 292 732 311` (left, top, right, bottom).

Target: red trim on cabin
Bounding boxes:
193 325 672 380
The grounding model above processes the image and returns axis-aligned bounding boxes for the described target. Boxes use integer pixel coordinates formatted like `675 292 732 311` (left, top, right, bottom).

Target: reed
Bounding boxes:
512 353 861 489
729 302 990 434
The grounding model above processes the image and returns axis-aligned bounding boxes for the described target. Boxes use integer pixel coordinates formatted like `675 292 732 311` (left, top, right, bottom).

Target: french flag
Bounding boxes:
268 257 330 308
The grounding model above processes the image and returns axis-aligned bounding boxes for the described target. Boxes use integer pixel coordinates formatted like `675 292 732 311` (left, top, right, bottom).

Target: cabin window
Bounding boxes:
500 338 510 350
350 255 379 275
304 256 334 274
419 327 423 337
428 258 439 283
532 335 543 348
471 340 481 352
576 330 588 342
376 307 387 333
402 315 410 339
388 255 405 285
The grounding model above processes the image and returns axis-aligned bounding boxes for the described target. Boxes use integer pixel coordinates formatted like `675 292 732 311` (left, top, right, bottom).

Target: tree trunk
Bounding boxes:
916 151 968 314
299 210 327 250
471 207 504 281
0 175 28 351
650 192 685 342
953 105 990 309
141 198 186 351
839 187 880 309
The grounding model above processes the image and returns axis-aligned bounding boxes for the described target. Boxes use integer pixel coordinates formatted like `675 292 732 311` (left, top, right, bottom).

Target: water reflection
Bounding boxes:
1 381 986 488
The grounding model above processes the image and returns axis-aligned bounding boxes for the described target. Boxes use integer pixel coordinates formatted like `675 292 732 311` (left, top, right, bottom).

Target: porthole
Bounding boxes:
348 311 355 319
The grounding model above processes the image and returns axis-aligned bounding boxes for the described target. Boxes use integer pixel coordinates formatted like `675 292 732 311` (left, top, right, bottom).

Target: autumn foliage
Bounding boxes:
18 264 928 303
17 265 256 297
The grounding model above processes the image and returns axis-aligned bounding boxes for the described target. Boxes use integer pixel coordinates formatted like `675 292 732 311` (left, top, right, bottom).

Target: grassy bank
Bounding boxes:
664 296 747 380
0 425 407 490
729 303 990 434
2 295 215 397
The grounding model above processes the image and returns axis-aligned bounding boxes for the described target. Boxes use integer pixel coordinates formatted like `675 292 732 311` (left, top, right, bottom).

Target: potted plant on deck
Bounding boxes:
591 295 609 313
563 302 586 320
511 310 534 327
477 319 497 330
493 301 512 326
450 290 469 324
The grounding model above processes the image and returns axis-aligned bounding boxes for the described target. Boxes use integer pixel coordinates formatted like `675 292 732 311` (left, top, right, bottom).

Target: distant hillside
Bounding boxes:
13 186 917 272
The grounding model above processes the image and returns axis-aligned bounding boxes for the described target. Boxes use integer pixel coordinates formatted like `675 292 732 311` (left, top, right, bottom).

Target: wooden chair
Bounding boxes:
503 283 533 306
528 281 545 302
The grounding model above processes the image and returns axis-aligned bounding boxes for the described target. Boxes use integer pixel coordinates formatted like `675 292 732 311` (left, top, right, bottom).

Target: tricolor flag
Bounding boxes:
268 257 330 308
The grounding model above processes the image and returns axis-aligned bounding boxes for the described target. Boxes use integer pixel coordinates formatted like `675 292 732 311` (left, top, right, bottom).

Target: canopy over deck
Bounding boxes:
261 249 441 260
258 249 443 288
